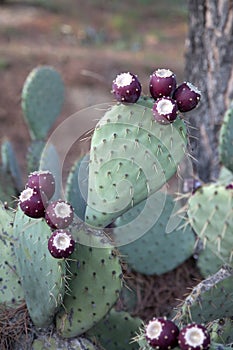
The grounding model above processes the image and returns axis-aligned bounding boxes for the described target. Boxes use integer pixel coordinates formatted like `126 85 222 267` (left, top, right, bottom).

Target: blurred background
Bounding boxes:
0 0 188 173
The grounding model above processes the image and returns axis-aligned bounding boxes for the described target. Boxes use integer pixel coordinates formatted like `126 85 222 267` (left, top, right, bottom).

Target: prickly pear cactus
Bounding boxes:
197 246 223 277
176 265 233 324
114 192 195 275
85 103 187 228
210 318 233 344
219 105 233 172
66 155 89 221
56 229 123 338
87 309 142 350
21 66 64 140
13 207 66 327
188 183 233 267
0 202 24 306
32 335 98 350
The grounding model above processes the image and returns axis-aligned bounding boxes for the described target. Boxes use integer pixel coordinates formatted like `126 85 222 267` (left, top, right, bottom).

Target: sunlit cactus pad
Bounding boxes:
85 103 187 228
21 66 64 140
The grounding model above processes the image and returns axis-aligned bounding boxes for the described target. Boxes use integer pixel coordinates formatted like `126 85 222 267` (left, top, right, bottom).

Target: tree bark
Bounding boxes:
185 0 233 182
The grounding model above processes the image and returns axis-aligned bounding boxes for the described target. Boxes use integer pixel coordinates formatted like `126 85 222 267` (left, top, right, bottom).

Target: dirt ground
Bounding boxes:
0 1 187 180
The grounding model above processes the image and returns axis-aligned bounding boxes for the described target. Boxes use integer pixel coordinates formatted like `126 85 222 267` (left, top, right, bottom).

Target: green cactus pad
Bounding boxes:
114 193 195 275
32 335 98 350
210 318 233 344
0 202 24 306
188 183 233 267
218 166 233 185
56 233 122 338
39 143 62 200
197 246 224 278
85 103 187 227
87 309 142 350
27 140 46 173
176 265 233 324
1 139 23 191
21 66 64 140
219 106 233 172
13 207 66 327
0 165 18 205
66 155 89 222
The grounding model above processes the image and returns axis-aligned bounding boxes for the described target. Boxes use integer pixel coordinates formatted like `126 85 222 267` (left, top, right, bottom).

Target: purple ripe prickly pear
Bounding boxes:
150 68 177 99
173 82 201 112
145 317 179 350
26 170 55 200
152 97 178 124
178 324 211 350
112 72 141 103
19 187 48 218
48 229 75 259
45 199 74 229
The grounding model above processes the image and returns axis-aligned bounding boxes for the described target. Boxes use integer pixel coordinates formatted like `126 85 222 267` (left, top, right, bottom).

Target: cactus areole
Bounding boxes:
145 317 179 350
26 170 55 200
19 187 48 218
48 229 75 259
178 324 211 350
112 72 141 103
150 68 177 99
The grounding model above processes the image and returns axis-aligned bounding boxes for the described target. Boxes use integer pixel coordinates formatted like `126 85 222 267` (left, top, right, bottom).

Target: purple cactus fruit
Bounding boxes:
153 97 178 124
112 72 141 103
45 199 74 229
150 68 177 99
226 183 233 190
19 187 48 218
173 82 201 112
178 324 211 350
145 317 179 350
48 229 75 259
26 170 55 200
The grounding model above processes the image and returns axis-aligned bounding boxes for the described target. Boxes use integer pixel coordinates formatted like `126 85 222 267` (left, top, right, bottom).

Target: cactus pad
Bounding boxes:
176 265 233 324
210 318 233 344
32 335 98 350
13 207 66 327
85 103 187 227
21 66 64 140
197 246 223 278
0 202 24 306
115 193 195 275
87 309 142 350
56 232 122 338
188 183 233 267
219 106 233 172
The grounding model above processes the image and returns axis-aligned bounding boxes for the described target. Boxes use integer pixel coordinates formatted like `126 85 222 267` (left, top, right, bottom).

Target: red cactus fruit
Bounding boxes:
178 324 211 350
173 82 201 112
19 187 48 218
145 317 179 350
48 229 75 259
150 68 177 99
45 199 74 229
112 72 141 103
26 170 55 200
152 97 178 124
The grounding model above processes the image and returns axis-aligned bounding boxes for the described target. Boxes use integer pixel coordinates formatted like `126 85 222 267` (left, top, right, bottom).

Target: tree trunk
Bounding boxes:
185 0 233 182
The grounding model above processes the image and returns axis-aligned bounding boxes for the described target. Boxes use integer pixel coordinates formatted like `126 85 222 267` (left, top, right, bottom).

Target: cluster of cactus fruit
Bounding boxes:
1 64 233 350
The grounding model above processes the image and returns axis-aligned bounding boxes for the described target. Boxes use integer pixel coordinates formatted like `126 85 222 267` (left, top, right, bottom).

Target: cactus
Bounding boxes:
56 231 123 338
188 183 233 268
21 66 64 141
114 192 195 275
197 246 223 278
210 318 233 344
219 105 233 172
32 335 98 350
13 207 66 327
85 102 187 228
0 202 24 306
86 309 142 350
175 265 233 324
